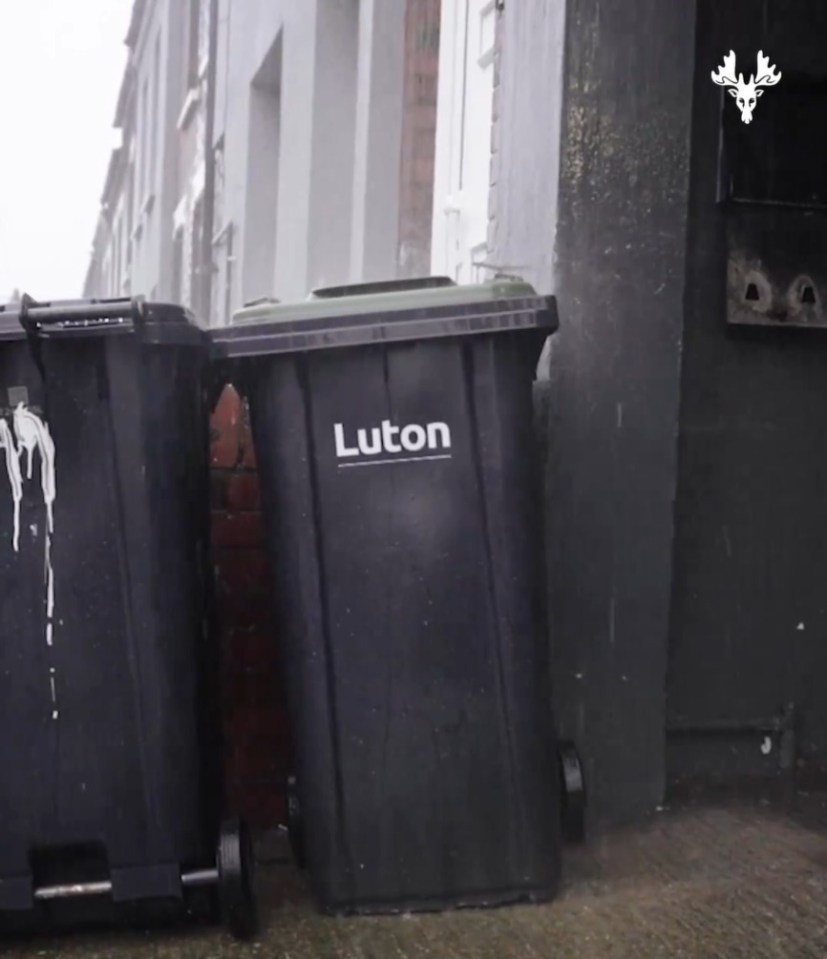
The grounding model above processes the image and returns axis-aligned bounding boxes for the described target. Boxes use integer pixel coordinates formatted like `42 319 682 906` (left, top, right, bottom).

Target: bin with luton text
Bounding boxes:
0 296 256 939
211 277 585 915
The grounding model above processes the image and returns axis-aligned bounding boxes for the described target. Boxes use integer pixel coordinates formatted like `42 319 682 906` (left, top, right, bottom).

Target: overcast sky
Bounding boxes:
0 0 132 301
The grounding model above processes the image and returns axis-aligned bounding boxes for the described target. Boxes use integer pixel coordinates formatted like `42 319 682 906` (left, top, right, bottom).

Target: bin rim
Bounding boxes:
0 295 206 346
211 280 558 359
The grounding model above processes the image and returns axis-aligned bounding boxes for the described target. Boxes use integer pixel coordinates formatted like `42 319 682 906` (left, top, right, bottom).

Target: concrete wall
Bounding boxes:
488 0 565 300
494 0 697 827
548 0 696 828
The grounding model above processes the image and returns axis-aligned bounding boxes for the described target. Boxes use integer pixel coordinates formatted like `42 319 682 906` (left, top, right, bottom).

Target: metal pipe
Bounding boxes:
34 880 112 901
668 703 795 737
181 868 219 888
667 718 787 736
32 867 219 902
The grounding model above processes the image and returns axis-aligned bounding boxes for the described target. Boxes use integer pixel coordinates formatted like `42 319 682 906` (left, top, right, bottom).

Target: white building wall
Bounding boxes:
88 0 408 323
349 0 406 284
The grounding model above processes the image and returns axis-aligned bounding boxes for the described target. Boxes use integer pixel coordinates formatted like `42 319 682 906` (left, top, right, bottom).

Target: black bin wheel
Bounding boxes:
217 818 258 940
287 774 307 870
559 740 586 843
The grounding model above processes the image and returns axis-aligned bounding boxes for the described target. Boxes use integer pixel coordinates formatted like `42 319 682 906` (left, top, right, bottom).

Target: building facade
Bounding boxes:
85 0 445 327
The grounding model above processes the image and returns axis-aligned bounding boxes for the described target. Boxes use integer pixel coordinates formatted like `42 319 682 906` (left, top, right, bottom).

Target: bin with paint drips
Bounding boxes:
0 296 257 940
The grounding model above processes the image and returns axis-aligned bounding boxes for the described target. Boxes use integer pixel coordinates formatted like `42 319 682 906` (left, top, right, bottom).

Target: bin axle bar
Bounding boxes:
32 867 219 901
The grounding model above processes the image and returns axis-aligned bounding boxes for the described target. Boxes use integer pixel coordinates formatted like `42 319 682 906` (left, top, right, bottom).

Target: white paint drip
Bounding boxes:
1 403 58 719
14 404 55 536
0 420 23 551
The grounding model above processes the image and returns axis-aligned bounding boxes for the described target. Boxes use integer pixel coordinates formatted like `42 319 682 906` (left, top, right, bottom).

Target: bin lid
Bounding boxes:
0 305 26 342
211 277 558 358
0 296 205 346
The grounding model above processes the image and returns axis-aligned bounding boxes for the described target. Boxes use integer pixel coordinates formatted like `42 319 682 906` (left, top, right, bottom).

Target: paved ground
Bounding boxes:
5 794 827 958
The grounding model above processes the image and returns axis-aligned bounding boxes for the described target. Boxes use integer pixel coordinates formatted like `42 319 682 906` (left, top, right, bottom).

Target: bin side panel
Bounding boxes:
248 357 348 896
469 334 562 885
139 344 216 863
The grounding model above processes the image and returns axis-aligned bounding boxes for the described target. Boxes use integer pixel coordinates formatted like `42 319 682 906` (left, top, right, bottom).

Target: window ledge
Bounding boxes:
177 86 200 131
141 192 156 216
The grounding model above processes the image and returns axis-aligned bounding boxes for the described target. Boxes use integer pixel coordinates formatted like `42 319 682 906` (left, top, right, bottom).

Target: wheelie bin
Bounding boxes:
0 296 256 938
210 277 585 916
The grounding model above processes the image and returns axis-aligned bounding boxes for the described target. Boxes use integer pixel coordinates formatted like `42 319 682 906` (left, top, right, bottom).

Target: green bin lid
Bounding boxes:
211 276 557 359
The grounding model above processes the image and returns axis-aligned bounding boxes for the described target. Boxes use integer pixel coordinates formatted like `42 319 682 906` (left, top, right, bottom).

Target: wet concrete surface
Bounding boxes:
4 794 827 958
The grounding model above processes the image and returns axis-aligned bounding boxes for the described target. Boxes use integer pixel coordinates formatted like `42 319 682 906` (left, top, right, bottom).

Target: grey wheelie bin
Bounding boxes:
0 296 256 939
210 277 585 916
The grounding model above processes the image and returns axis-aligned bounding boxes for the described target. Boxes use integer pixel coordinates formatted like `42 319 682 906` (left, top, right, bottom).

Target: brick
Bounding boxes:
221 665 284 712
209 470 229 509
239 400 258 468
211 510 265 548
224 627 283 671
210 385 243 468
220 659 281 704
214 545 271 588
215 591 276 633
224 471 261 511
224 702 291 745
228 736 290 785
212 546 276 629
226 786 286 830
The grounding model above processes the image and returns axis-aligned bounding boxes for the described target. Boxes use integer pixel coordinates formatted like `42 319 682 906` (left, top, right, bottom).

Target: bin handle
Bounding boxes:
17 294 148 336
309 277 456 300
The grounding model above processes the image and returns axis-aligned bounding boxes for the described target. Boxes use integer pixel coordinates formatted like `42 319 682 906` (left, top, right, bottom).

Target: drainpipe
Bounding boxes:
200 0 220 325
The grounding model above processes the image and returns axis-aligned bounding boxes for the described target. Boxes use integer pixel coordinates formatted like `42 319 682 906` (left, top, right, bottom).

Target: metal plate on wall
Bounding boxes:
726 206 827 328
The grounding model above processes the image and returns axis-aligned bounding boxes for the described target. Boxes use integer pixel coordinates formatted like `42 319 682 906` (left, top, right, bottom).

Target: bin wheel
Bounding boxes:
217 818 258 940
287 775 307 870
559 741 586 843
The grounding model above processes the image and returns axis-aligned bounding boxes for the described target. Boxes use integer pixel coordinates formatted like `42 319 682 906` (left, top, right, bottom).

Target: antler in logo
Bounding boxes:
712 50 781 124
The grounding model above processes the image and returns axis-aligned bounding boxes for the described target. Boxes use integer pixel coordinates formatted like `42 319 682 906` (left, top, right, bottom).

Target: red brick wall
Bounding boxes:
397 0 441 279
209 384 290 828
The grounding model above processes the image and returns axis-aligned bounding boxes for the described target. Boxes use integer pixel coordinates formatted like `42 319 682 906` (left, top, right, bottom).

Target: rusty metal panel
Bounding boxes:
726 207 827 327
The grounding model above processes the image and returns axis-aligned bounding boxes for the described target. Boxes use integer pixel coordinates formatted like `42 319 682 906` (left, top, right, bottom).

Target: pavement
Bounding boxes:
4 794 827 958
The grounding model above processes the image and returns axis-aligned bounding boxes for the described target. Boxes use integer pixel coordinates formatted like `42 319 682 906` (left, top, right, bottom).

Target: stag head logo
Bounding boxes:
711 51 781 123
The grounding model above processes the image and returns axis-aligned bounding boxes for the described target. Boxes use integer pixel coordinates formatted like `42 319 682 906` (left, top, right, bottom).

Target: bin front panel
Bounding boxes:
250 329 561 911
0 334 212 899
